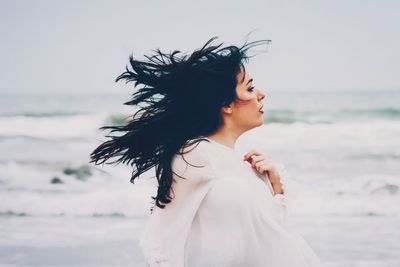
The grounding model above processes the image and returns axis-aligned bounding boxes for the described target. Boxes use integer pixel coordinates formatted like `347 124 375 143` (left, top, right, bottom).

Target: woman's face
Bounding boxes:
226 67 266 132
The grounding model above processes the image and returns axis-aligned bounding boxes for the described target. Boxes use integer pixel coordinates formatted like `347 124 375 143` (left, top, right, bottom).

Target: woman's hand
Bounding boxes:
243 149 284 194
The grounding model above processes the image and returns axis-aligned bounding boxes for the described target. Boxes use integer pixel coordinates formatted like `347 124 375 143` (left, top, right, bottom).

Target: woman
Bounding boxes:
90 37 322 267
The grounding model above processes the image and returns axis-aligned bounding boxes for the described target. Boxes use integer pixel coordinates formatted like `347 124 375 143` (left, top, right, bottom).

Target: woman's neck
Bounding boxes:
205 130 241 150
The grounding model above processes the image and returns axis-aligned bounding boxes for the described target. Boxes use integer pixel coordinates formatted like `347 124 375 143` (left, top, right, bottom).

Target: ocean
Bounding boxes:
0 90 399 267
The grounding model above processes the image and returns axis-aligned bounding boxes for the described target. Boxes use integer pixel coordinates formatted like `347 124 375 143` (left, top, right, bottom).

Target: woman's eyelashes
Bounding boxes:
247 86 255 92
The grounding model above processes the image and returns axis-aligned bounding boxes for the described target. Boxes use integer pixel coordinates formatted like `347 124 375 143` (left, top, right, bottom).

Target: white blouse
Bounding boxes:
139 137 322 267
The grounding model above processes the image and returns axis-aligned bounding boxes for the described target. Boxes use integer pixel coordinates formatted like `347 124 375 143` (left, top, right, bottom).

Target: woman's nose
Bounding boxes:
257 90 266 101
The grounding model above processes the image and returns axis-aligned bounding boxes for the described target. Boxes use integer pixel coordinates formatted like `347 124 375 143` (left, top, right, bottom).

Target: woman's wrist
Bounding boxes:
271 180 284 195
269 169 284 195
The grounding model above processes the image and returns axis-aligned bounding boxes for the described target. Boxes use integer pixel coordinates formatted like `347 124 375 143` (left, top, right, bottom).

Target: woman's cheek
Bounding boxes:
238 91 253 101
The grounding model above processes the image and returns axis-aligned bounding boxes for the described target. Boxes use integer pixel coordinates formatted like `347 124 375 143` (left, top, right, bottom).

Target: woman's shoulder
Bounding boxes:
171 137 214 178
175 137 212 164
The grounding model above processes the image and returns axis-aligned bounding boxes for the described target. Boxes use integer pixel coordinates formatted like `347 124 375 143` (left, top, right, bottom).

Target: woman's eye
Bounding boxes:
247 86 255 92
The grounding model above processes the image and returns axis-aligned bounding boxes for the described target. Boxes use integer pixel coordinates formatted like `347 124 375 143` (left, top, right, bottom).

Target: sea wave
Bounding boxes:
0 107 399 131
264 108 400 124
338 108 400 119
0 113 108 139
0 111 85 118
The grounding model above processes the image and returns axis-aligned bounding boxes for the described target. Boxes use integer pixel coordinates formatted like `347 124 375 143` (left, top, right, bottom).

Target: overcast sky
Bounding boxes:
1 0 399 94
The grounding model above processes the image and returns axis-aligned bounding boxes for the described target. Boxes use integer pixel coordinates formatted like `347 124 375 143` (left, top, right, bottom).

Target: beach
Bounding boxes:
0 90 399 266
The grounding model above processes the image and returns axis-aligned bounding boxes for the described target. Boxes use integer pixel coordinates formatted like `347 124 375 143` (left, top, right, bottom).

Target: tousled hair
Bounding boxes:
90 36 270 211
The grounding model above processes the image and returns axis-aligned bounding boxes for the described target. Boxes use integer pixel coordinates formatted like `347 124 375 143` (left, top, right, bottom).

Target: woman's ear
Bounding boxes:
221 104 233 115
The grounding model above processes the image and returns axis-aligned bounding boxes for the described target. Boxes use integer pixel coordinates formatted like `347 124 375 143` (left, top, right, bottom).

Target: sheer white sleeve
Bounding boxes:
138 141 216 267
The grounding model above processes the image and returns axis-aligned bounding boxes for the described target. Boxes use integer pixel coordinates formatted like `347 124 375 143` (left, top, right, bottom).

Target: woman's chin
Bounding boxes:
258 114 265 125
252 119 264 129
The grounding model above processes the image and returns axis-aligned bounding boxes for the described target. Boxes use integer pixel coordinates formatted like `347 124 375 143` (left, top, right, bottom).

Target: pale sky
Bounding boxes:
1 0 399 94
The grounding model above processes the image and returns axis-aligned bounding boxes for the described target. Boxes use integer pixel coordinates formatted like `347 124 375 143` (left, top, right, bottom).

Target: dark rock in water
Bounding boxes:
385 184 399 195
370 183 399 195
0 210 29 217
51 177 64 184
63 165 93 181
63 168 74 175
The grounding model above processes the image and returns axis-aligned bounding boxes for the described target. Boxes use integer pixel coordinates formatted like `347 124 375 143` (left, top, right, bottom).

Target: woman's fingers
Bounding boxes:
243 150 271 163
243 150 263 161
255 160 273 173
243 150 278 176
243 150 281 185
250 155 265 168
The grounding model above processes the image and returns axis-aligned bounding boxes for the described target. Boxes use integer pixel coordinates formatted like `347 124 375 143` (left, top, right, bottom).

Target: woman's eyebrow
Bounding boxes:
246 78 253 85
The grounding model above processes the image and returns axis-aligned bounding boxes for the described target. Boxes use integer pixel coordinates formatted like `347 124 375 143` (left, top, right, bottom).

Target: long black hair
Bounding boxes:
90 36 270 210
